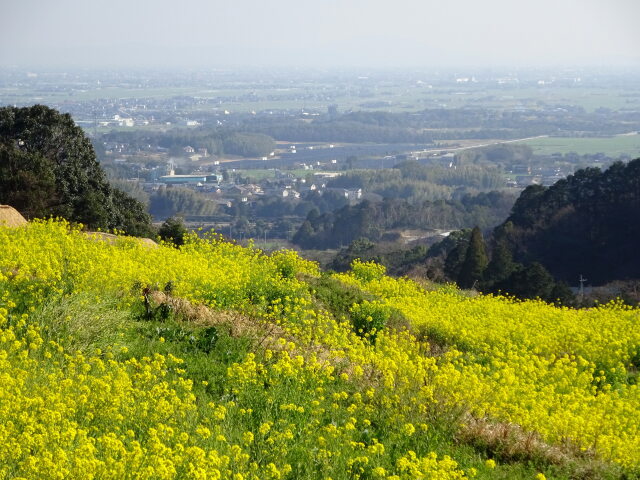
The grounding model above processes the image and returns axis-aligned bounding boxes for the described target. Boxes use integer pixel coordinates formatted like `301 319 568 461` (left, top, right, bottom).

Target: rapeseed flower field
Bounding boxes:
0 220 638 479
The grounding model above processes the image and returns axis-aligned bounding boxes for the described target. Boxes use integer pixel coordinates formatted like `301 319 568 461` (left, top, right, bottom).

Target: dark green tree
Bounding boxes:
111 189 156 237
306 208 321 224
0 105 154 236
498 159 640 285
458 226 488 289
158 216 188 247
496 262 555 301
292 220 315 248
443 230 471 281
483 222 517 289
0 143 57 219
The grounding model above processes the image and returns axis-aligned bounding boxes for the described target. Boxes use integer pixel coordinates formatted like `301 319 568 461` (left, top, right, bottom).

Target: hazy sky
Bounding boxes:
1 0 639 69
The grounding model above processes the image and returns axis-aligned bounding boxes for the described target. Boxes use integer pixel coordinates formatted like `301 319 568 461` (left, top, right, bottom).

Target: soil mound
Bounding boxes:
84 231 158 247
0 206 27 227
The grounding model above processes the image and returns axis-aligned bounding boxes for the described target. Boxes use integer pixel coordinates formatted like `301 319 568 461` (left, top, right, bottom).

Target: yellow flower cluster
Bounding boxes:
0 219 313 311
0 313 222 479
2 221 639 478
336 264 640 468
0 222 470 479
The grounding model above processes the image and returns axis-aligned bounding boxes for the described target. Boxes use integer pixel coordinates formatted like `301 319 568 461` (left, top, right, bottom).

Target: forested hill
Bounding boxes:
499 158 640 285
293 191 515 249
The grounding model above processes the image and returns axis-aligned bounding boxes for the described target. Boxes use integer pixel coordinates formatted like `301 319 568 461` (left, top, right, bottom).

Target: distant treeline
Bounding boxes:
292 191 516 249
251 190 350 219
242 118 438 144
240 108 640 143
329 238 431 277
101 108 640 159
107 181 220 220
102 129 275 158
149 187 218 220
328 161 504 202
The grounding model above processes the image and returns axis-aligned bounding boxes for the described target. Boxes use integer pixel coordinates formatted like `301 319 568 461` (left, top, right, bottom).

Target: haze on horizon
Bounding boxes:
1 0 639 70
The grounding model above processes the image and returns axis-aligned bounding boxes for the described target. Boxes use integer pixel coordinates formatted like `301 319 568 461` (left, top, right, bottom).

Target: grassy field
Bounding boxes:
476 87 638 112
516 134 640 157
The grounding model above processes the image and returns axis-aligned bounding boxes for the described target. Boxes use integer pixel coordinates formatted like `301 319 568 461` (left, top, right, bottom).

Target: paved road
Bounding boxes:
412 135 550 157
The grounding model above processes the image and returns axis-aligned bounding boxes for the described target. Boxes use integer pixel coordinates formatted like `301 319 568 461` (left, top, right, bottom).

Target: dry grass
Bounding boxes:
457 415 620 478
147 290 290 352
0 205 27 227
458 415 571 464
84 231 157 247
137 237 159 247
147 290 373 380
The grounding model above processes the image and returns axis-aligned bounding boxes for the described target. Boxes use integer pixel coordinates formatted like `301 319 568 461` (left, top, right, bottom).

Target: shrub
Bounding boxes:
349 300 390 341
350 259 386 283
270 249 319 279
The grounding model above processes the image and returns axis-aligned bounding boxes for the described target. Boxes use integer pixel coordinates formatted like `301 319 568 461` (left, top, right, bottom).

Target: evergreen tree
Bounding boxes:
484 242 516 286
0 144 57 219
158 216 188 247
499 159 640 284
443 230 471 281
497 262 555 301
306 208 320 224
292 220 314 248
0 105 154 236
458 226 488 289
483 222 517 289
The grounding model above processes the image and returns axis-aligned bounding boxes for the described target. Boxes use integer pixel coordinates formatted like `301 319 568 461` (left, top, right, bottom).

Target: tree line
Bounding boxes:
292 191 516 249
238 107 640 144
435 225 574 304
102 128 275 158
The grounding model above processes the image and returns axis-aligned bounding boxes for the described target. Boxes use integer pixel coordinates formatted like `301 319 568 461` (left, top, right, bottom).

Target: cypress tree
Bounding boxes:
443 229 472 281
292 220 314 248
484 224 517 289
458 226 488 289
444 240 468 281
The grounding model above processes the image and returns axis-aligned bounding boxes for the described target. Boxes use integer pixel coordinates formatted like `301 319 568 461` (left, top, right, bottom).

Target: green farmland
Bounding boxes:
517 134 640 157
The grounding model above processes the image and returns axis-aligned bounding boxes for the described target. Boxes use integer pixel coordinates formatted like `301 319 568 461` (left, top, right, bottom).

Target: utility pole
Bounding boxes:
579 274 587 302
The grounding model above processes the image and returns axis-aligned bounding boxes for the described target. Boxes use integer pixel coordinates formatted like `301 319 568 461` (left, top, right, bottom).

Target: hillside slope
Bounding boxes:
500 158 640 285
1 220 638 479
